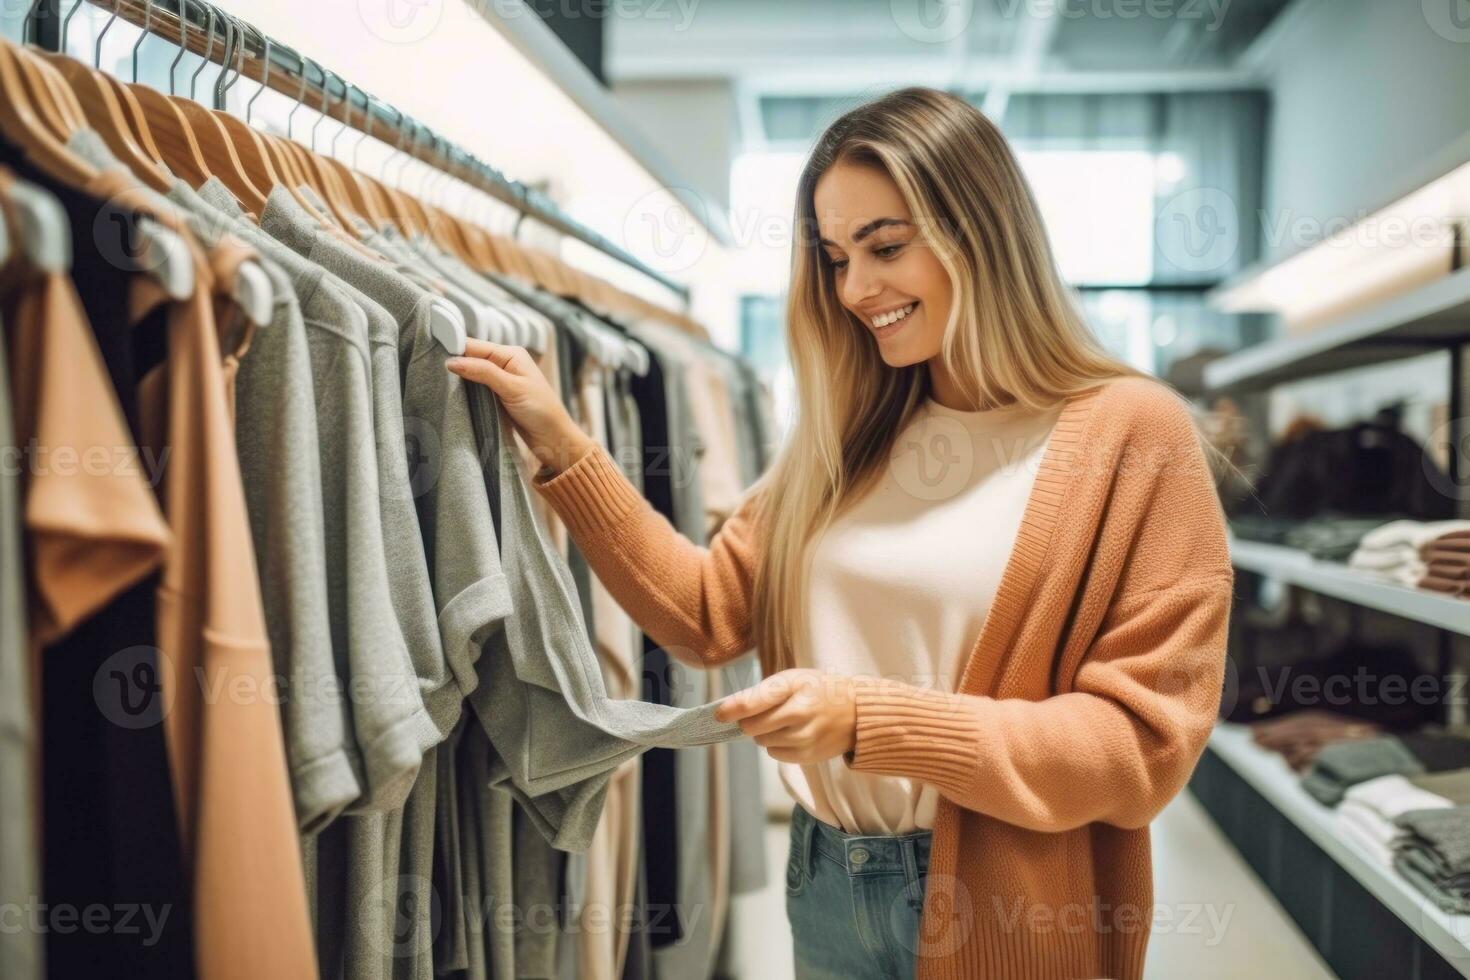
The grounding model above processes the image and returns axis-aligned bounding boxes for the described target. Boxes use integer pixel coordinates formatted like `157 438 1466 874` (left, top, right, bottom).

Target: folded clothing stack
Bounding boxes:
1347 520 1470 592
1302 731 1470 806
1392 807 1470 913
1420 531 1470 598
1285 515 1411 561
1336 774 1451 866
1251 710 1384 771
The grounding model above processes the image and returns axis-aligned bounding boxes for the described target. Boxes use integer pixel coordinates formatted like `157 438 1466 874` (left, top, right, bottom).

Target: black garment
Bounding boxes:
1252 414 1455 521
0 137 195 979
627 348 683 949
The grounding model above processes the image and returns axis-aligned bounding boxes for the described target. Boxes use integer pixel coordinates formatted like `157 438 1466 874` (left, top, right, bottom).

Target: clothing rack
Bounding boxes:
23 0 694 305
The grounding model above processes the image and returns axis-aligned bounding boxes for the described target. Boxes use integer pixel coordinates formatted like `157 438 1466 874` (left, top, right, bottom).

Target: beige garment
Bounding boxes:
789 396 1063 835
681 355 744 537
91 173 317 980
572 357 641 980
705 668 731 957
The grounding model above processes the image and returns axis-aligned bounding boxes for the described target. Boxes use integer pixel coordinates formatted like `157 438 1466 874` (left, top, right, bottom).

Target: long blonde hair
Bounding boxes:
749 86 1167 674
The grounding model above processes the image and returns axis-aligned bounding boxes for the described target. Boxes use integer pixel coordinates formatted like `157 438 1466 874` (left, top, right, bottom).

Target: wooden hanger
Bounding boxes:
116 1 210 186
167 6 266 211
8 41 73 142
0 40 94 186
39 11 174 193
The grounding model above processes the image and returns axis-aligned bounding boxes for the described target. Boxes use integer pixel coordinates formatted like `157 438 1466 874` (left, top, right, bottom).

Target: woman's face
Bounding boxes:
813 161 953 368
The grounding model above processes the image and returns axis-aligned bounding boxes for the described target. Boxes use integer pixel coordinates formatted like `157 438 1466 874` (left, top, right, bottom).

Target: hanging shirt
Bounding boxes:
785 396 1063 835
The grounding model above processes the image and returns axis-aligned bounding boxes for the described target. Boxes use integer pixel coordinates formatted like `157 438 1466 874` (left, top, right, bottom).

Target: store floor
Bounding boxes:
722 790 1336 979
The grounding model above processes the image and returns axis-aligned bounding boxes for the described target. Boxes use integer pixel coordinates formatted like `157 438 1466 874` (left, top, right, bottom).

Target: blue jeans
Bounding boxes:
784 804 932 979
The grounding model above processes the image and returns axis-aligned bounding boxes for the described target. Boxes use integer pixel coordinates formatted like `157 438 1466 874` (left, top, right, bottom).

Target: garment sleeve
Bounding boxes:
532 442 763 669
845 574 1233 832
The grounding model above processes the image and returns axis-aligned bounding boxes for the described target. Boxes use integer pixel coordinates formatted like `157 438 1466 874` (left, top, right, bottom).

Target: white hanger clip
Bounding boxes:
428 298 467 355
138 217 195 301
7 179 71 274
233 260 274 327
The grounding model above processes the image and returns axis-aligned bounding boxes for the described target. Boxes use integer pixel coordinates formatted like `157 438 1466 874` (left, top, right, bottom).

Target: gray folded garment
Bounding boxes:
1302 736 1426 805
1392 807 1470 912
1393 850 1470 914
464 378 742 853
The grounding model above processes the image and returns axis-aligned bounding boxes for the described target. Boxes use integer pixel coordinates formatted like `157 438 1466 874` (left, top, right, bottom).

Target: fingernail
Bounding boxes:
445 357 466 371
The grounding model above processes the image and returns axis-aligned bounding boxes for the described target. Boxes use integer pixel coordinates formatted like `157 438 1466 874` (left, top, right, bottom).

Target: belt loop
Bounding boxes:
900 837 924 912
803 810 820 879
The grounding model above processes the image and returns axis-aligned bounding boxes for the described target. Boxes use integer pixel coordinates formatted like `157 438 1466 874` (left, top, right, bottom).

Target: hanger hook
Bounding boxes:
381 106 407 185
311 66 338 152
168 0 191 96
245 28 270 126
331 81 354 159
213 12 242 109
287 54 311 141
23 0 45 46
355 92 375 170
130 0 152 83
96 0 122 69
189 4 216 101
60 0 85 52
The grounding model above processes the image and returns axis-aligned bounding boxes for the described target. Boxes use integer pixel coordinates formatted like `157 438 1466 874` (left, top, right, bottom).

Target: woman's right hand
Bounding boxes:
446 339 597 476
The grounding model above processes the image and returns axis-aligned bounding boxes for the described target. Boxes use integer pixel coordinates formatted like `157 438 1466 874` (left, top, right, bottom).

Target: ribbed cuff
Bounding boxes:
846 678 982 793
531 441 646 538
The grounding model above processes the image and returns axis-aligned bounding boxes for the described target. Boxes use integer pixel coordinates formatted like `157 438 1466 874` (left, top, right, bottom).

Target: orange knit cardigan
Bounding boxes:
532 376 1235 979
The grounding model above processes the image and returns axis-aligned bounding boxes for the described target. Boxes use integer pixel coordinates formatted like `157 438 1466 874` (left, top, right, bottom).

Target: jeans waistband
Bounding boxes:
791 803 933 879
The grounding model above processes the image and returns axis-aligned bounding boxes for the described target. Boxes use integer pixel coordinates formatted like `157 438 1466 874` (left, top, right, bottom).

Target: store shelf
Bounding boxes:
1204 265 1470 391
1207 722 1470 975
1229 537 1470 636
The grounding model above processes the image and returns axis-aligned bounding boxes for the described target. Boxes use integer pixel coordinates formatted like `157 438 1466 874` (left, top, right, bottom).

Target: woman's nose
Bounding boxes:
842 261 881 309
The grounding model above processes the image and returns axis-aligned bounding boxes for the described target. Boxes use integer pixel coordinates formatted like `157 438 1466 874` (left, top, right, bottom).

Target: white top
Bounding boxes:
780 395 1063 834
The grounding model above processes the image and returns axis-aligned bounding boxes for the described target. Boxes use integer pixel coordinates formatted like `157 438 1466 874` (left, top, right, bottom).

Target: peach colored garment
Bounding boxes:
532 377 1233 980
92 172 317 980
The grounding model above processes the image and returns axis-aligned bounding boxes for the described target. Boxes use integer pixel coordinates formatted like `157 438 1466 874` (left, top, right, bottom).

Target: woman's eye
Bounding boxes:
828 257 848 271
876 243 904 259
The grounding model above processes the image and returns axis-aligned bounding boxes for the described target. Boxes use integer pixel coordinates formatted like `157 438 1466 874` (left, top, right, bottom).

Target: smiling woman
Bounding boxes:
451 86 1235 980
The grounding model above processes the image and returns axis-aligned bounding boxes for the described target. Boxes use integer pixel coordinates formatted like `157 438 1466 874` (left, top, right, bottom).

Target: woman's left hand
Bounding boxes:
714 668 857 765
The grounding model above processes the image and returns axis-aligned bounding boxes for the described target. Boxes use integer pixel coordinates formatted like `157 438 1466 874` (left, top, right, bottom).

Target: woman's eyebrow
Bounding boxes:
819 217 912 247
